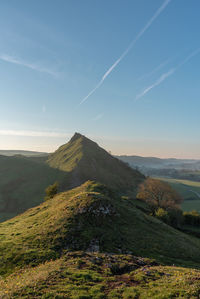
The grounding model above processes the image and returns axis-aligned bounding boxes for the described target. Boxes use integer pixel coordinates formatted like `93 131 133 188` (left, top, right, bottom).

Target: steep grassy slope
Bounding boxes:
2 251 200 298
0 155 66 222
0 133 144 222
1 181 200 277
47 133 144 192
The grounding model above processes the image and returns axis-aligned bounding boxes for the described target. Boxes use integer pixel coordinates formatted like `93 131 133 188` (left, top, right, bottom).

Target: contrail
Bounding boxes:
136 58 171 82
178 47 200 67
0 54 57 76
79 0 171 105
136 68 175 100
136 48 200 100
79 80 104 105
93 113 104 121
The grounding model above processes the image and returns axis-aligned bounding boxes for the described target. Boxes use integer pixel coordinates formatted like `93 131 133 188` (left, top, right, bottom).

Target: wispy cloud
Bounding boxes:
92 113 104 121
0 54 57 76
80 80 104 105
135 48 200 100
79 0 171 105
0 130 69 138
136 68 175 100
136 58 171 82
178 47 200 67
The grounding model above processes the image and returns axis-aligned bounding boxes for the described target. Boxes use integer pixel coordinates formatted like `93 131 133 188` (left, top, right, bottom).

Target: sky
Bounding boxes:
0 0 200 158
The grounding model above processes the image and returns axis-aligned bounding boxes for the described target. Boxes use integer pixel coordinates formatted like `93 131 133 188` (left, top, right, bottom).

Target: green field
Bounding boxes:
155 177 200 212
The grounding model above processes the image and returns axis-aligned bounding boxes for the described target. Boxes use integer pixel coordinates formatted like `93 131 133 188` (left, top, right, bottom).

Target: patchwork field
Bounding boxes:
155 177 200 212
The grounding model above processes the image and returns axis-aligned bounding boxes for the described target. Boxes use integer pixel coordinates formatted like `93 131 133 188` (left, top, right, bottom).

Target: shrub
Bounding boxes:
137 178 183 212
44 182 59 201
155 208 169 223
167 208 183 228
155 207 183 228
183 210 200 226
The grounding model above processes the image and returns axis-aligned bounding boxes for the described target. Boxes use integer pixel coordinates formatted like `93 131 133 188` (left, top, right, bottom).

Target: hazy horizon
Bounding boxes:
1 132 200 160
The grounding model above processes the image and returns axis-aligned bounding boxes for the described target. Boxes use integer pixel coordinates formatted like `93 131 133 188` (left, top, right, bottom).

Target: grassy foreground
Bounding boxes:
2 181 200 297
1 181 200 275
1 251 200 298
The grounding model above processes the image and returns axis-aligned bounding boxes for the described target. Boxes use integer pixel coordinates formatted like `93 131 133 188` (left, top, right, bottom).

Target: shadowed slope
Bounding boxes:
0 155 66 221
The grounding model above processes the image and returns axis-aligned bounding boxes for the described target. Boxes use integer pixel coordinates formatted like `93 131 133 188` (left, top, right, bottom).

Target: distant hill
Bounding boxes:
0 133 144 222
0 150 48 157
117 155 200 203
47 132 144 192
117 155 200 170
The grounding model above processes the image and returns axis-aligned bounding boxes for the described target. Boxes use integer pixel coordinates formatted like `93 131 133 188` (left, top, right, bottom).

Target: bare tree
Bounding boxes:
137 178 183 210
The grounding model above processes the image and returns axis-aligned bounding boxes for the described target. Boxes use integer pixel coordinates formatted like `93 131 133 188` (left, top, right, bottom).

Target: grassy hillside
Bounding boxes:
0 155 67 222
1 251 200 298
2 181 200 277
47 133 144 193
155 177 200 212
0 133 144 222
1 181 200 297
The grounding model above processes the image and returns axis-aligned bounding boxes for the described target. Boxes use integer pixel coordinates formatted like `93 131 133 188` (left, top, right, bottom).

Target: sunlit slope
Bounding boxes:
2 251 200 298
1 181 200 276
47 133 144 192
0 133 144 222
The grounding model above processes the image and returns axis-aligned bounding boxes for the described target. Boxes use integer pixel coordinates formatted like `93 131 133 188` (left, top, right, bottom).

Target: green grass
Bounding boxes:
2 181 200 297
0 133 144 222
47 133 144 193
2 181 200 277
157 178 200 188
1 251 200 298
0 155 68 221
154 177 200 212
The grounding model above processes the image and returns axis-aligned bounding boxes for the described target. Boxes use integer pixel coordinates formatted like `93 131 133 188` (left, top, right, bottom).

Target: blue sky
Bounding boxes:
0 0 200 158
